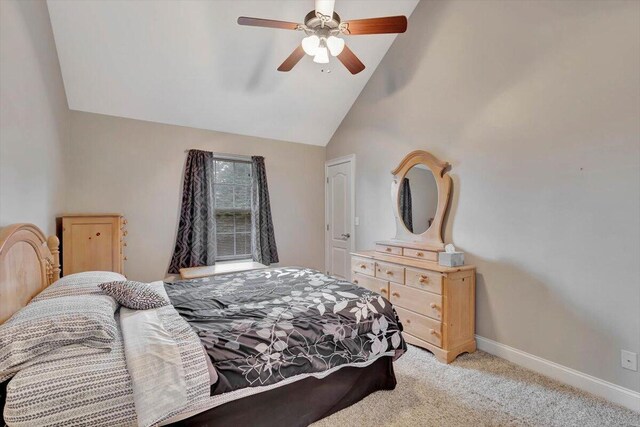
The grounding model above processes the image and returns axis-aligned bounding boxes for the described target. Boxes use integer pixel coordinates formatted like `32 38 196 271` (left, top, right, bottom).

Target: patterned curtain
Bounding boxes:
399 178 413 233
251 156 279 265
168 150 216 273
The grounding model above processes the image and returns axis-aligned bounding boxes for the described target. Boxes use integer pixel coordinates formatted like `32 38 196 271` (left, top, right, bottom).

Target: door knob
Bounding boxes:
340 233 351 239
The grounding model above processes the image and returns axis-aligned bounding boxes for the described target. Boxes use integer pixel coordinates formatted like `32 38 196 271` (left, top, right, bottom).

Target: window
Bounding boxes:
213 159 252 261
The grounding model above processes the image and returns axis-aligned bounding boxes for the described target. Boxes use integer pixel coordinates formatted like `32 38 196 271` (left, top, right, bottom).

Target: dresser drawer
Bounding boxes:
375 244 402 256
389 283 442 320
375 261 404 284
351 257 375 277
396 306 442 347
403 248 438 262
405 268 443 294
352 273 389 297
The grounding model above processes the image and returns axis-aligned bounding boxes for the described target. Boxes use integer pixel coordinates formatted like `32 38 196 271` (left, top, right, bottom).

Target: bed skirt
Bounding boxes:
170 356 397 427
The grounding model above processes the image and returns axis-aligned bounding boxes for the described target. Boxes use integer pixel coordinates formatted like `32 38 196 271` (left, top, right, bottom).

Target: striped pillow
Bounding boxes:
99 281 169 310
0 295 118 381
32 271 126 302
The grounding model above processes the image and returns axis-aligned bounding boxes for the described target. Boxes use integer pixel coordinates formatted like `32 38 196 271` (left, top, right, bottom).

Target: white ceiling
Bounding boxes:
47 0 418 146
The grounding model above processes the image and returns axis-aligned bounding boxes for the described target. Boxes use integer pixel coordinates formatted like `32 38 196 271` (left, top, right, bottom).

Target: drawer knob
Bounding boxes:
385 270 393 275
419 275 429 283
416 252 424 257
430 329 440 336
123 256 128 261
380 288 387 294
359 264 366 269
353 280 359 284
430 303 441 311
392 292 400 297
405 319 411 324
385 247 392 252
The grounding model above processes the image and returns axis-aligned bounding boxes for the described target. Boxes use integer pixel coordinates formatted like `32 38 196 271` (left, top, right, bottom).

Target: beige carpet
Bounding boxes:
313 345 640 427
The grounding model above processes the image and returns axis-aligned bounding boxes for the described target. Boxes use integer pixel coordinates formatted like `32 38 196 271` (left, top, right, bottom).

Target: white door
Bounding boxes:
325 156 354 279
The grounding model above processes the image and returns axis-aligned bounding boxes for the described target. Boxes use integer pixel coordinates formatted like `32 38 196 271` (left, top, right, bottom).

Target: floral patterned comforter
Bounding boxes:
165 267 406 394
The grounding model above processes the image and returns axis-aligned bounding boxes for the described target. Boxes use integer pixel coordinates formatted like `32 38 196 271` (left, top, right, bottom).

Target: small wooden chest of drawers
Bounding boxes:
60 214 127 276
351 249 476 363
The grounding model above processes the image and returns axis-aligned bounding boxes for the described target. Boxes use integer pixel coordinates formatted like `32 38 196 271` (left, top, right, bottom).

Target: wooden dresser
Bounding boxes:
352 243 476 364
61 214 127 276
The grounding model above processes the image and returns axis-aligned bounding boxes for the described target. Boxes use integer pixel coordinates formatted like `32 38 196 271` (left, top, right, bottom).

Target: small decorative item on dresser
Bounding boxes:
60 214 127 276
438 244 465 267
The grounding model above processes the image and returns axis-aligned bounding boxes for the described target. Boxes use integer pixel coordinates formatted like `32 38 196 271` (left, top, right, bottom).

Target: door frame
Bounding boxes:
324 154 356 275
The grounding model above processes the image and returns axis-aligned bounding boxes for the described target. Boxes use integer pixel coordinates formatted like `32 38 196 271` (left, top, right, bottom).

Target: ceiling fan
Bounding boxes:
237 0 407 75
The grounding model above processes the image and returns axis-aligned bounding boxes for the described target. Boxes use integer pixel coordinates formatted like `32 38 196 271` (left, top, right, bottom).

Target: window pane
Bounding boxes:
234 185 250 209
244 232 252 255
236 213 251 232
236 232 251 255
217 234 235 257
234 163 252 185
213 159 253 261
216 213 234 233
215 184 233 209
215 161 234 184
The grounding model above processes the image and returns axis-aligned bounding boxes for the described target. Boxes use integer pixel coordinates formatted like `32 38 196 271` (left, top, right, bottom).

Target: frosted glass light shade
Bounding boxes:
313 46 329 64
302 35 320 56
326 36 345 56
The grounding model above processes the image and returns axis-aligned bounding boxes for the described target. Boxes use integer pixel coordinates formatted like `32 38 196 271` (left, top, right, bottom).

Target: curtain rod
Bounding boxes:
184 149 252 162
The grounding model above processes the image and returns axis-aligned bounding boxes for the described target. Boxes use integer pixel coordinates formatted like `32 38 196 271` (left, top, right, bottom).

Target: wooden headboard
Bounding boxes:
0 223 60 324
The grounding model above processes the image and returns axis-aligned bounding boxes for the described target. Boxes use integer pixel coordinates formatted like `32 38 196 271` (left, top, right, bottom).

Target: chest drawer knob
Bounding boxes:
392 291 400 297
380 288 388 294
430 303 441 311
385 247 392 252
405 319 411 324
419 275 429 283
359 264 366 269
430 329 440 337
353 280 359 284
385 270 393 275
416 252 424 257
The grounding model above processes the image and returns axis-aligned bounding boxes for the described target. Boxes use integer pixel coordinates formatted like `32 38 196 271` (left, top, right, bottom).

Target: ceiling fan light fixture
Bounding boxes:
313 46 330 64
326 35 345 56
301 35 320 56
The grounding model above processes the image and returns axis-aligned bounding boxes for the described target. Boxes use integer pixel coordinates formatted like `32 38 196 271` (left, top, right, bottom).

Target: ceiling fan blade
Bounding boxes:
237 17 299 30
337 44 365 75
342 16 407 35
315 0 335 18
277 46 306 72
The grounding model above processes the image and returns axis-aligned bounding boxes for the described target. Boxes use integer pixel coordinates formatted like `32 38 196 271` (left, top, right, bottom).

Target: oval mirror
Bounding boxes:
398 164 438 235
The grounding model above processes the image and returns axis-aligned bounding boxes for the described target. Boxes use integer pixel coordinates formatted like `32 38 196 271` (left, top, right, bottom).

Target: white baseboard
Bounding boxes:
475 335 640 412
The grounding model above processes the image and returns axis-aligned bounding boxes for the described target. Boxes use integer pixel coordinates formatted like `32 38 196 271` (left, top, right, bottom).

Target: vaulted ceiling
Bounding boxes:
47 0 418 146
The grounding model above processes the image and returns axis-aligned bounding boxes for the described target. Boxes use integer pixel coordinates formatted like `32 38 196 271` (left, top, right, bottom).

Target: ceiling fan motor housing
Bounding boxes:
304 10 341 33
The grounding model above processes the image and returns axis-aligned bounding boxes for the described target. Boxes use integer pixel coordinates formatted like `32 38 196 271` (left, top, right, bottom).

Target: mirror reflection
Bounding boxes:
399 165 438 234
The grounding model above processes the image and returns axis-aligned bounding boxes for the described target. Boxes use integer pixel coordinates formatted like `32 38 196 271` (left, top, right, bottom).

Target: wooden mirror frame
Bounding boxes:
389 150 451 251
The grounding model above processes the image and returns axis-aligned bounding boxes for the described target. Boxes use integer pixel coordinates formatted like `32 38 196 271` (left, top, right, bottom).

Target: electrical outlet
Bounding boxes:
621 350 638 371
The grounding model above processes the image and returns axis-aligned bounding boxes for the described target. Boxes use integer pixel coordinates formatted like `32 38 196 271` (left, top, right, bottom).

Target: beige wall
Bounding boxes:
327 0 640 392
0 0 68 235
65 111 325 282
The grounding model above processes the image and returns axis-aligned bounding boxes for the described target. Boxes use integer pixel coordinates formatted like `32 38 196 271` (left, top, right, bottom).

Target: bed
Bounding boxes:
0 223 406 426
